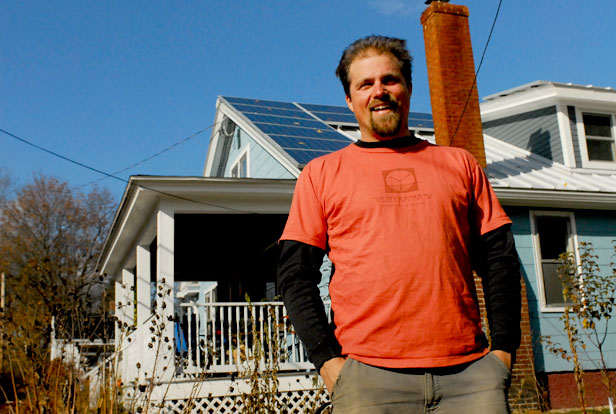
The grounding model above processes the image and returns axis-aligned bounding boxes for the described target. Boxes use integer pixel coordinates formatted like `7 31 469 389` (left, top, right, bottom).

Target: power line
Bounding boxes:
449 0 504 146
0 127 259 214
0 127 127 184
75 125 213 189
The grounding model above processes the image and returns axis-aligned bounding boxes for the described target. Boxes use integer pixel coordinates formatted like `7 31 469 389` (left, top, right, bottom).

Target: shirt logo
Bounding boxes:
382 168 418 193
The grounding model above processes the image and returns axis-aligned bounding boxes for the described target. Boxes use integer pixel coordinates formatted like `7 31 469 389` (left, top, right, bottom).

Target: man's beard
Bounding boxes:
370 110 402 137
369 97 403 137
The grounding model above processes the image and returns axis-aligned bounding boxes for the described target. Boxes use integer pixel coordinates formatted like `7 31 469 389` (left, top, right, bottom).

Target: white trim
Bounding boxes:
229 144 250 178
574 107 616 169
529 210 579 313
481 94 560 123
556 103 576 168
481 82 616 122
203 99 227 177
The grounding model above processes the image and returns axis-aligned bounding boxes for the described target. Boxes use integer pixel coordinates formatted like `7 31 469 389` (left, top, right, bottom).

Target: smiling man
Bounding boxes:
278 35 522 413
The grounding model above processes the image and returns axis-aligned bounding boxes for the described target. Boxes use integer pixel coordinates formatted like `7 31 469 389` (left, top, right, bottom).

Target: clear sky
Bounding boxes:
2 0 615 201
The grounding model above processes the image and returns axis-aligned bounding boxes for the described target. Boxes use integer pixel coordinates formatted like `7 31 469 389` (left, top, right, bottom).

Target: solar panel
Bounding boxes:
223 96 298 110
409 119 434 129
409 112 433 121
286 149 347 165
311 113 358 124
298 103 353 115
268 135 351 152
242 113 326 129
231 103 313 119
223 96 433 166
255 124 348 140
300 102 433 127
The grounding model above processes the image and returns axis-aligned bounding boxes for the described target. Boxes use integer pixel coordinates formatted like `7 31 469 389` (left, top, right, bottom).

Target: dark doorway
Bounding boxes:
174 214 288 302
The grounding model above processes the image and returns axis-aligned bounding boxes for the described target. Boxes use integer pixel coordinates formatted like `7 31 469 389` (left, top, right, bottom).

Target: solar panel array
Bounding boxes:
222 96 434 165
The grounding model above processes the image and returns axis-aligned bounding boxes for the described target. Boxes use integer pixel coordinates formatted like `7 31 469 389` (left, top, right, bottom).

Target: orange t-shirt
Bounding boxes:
281 140 511 368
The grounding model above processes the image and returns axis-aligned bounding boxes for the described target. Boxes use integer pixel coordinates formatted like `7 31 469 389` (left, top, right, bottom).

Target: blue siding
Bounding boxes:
223 126 295 179
483 107 563 163
506 206 616 372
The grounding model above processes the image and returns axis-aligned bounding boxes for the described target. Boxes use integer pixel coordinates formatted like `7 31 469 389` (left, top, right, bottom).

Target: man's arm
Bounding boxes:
473 224 522 368
277 240 343 375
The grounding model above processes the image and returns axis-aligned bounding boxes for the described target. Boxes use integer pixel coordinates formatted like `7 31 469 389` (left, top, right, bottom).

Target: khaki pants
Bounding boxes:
331 353 511 414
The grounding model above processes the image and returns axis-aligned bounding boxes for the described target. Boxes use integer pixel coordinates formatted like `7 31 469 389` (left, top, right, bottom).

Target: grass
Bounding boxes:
517 409 611 414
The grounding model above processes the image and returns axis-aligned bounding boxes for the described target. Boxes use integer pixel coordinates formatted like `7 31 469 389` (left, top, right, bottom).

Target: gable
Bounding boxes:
483 106 562 163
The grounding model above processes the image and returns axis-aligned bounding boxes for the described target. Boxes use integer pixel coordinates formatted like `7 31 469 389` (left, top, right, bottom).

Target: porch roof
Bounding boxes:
96 176 296 276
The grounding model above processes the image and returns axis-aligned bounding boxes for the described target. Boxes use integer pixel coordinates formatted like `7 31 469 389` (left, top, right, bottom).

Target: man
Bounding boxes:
278 35 521 413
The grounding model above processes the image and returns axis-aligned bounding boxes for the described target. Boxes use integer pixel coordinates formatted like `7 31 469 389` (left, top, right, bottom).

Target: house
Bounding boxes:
481 80 616 409
96 80 616 412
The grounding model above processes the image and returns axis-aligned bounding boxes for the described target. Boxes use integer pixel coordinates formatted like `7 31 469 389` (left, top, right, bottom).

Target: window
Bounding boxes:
583 113 615 162
576 110 616 168
230 150 249 178
531 212 578 310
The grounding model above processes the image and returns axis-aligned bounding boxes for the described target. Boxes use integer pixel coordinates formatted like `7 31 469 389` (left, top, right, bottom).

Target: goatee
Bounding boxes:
370 110 402 137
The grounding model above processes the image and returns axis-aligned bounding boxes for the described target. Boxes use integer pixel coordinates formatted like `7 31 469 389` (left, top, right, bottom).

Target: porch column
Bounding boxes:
114 279 123 350
135 244 153 383
156 208 175 380
122 268 135 328
136 244 151 326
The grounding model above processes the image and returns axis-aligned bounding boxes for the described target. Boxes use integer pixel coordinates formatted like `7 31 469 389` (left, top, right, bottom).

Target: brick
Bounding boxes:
421 2 486 167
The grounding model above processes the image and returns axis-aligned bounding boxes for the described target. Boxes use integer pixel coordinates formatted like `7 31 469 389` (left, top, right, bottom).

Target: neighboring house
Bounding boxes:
96 81 616 412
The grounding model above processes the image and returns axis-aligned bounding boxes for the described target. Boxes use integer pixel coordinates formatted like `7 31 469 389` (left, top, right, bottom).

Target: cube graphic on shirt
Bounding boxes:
382 168 418 193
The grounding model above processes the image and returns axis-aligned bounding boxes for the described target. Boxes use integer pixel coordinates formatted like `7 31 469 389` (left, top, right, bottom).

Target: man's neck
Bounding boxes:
355 134 421 148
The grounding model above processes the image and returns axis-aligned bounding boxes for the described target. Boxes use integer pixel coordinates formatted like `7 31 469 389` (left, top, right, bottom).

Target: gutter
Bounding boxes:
495 188 616 210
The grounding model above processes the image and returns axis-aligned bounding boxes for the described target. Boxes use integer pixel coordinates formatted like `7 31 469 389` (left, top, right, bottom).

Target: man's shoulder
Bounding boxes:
302 143 354 170
428 143 479 165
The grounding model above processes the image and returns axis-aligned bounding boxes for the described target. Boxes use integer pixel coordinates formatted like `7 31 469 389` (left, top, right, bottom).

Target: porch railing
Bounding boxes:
177 301 330 374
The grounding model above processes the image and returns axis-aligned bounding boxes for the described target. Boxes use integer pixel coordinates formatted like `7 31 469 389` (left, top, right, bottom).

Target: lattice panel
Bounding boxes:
162 389 330 414
165 396 239 414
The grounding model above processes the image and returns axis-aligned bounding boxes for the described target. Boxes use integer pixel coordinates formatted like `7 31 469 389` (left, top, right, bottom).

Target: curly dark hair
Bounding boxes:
335 35 413 96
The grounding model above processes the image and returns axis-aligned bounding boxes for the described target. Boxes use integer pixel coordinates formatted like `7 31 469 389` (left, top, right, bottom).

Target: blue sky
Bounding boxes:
2 1 615 201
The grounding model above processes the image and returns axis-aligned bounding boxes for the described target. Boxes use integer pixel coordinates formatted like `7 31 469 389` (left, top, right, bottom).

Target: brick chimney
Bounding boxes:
422 4 541 411
421 2 486 167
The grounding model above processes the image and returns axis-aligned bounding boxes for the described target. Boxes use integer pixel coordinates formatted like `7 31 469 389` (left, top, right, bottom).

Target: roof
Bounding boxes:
482 80 616 102
484 135 616 209
219 96 433 166
96 176 298 275
213 95 616 209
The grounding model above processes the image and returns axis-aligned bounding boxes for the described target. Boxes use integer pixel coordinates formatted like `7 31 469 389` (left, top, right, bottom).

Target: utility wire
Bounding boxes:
0 127 126 184
449 0 503 146
75 125 213 189
0 127 258 214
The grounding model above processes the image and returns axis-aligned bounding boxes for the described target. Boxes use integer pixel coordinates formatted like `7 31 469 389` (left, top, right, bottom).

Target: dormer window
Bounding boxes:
582 113 615 162
576 109 616 169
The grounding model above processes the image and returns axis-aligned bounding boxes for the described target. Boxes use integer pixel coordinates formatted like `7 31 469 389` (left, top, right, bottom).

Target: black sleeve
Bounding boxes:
473 223 522 355
277 240 342 372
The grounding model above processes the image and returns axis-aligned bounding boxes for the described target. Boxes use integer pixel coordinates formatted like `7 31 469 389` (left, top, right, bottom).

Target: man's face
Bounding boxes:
345 51 411 142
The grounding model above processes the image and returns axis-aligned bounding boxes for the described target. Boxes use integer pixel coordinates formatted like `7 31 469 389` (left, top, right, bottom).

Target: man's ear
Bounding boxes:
345 95 354 113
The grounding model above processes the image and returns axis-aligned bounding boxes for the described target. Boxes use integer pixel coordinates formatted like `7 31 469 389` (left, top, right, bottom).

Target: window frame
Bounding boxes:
229 145 250 178
575 108 616 169
530 210 581 312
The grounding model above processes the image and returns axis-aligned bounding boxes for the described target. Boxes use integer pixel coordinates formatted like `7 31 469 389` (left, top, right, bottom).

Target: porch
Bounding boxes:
96 178 330 411
175 300 326 375
111 298 330 413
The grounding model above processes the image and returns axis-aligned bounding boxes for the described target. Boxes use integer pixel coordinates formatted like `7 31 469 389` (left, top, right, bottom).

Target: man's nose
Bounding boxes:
373 82 387 97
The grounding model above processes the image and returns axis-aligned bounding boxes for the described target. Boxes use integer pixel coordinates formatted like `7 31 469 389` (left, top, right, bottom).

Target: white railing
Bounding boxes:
176 301 330 374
